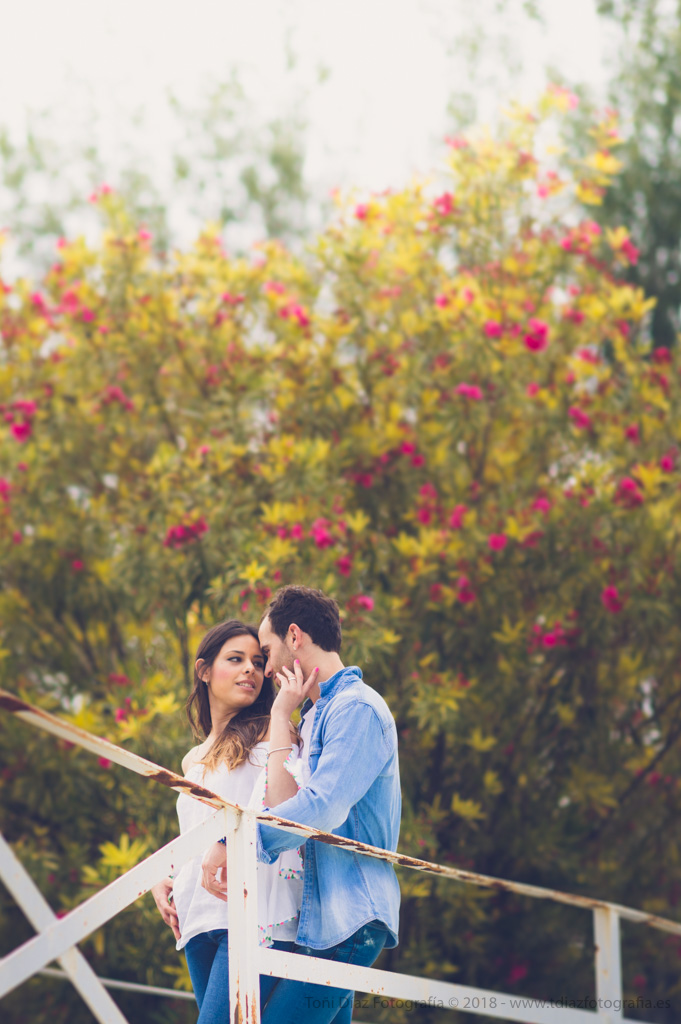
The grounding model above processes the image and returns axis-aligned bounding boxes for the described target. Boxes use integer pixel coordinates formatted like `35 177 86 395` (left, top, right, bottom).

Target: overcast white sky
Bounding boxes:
1 0 607 193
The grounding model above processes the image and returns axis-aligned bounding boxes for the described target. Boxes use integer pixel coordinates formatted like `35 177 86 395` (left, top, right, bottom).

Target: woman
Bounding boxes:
150 618 314 1022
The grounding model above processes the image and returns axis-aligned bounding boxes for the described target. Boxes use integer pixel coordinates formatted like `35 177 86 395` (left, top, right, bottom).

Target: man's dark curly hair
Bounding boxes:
264 585 342 652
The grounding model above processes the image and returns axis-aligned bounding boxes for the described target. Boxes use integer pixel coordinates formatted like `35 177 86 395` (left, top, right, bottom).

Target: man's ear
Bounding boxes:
288 623 305 651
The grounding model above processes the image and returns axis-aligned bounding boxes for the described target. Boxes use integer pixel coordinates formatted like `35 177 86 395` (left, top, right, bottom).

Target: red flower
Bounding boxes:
507 964 528 984
310 519 334 549
433 192 454 217
624 424 640 442
108 673 131 686
484 320 503 338
456 575 477 604
335 556 353 576
400 441 416 455
601 585 624 613
11 422 32 442
13 399 37 417
71 559 84 571
411 454 426 468
449 504 468 529
652 346 671 365
454 383 483 400
616 476 644 508
163 517 209 549
488 533 508 551
568 406 592 430
524 318 549 352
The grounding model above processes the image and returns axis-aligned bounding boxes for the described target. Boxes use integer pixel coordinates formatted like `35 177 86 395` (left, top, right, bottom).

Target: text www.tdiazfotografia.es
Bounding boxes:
304 994 672 1012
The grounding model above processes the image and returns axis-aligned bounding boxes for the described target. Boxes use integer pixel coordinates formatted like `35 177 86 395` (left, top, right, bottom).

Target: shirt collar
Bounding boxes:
318 665 363 700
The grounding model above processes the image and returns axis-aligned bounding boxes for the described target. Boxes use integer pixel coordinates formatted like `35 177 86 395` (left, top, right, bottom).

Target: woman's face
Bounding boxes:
200 634 265 713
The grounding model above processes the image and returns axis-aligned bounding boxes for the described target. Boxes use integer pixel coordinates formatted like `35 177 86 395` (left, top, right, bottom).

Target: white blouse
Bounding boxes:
172 741 303 951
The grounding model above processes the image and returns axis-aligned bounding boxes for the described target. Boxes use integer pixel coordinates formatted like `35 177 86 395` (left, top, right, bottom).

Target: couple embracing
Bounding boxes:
151 584 401 1023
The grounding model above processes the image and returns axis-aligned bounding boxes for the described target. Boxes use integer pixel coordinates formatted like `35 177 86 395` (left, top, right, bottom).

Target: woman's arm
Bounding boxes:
266 661 318 806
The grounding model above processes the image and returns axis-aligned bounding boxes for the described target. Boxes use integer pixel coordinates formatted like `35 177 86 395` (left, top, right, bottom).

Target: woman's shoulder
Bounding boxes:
181 743 208 776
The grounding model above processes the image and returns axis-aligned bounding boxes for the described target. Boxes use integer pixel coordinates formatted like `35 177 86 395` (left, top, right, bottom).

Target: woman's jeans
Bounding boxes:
184 930 295 1024
185 921 387 1024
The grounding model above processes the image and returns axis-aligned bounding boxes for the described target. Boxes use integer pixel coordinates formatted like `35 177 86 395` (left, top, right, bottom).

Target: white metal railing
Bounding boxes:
0 687 678 1024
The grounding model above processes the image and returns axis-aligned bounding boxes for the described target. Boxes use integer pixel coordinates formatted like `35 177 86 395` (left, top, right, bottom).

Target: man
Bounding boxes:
202 585 401 1022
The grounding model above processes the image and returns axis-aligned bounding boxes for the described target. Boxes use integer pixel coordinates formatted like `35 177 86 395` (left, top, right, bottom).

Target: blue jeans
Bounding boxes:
261 921 389 1024
184 930 295 1024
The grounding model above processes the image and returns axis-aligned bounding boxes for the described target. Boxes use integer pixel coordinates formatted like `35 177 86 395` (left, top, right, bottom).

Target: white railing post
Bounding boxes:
0 834 130 1024
225 806 261 1024
593 906 623 1023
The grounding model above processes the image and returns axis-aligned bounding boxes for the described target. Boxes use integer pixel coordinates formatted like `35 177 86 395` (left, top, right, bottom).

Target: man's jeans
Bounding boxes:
184 930 295 1024
262 921 388 1024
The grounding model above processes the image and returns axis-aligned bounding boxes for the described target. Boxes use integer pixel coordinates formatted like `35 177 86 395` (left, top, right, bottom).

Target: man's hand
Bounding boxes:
201 841 228 902
150 877 181 940
271 661 319 722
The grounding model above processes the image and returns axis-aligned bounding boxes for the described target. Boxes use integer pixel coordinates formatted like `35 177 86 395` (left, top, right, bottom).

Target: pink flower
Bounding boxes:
568 406 592 430
601 585 624 613
264 280 286 295
31 292 48 312
13 400 37 417
12 531 22 545
114 708 128 723
290 523 304 540
449 504 468 529
11 422 32 442
433 192 454 217
400 442 416 455
524 318 549 352
222 291 245 306
411 454 426 468
355 473 374 488
417 508 432 525
616 477 644 508
434 294 449 308
526 382 540 397
484 320 503 338
354 204 369 220
0 478 11 502
444 134 469 149
456 575 477 604
71 559 84 571
138 229 152 242
507 964 529 984
108 673 131 686
98 757 112 769
336 556 353 576
488 533 508 551
532 497 552 514
621 239 639 265
625 424 640 442
660 453 675 472
563 307 585 324
454 383 483 401
354 595 374 611
652 347 671 365
311 518 334 549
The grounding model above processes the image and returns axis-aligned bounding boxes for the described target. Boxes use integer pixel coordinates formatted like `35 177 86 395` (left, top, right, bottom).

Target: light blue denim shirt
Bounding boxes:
256 665 401 950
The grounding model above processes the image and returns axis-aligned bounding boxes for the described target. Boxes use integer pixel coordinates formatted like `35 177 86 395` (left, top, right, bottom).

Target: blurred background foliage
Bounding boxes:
1 3 681 1023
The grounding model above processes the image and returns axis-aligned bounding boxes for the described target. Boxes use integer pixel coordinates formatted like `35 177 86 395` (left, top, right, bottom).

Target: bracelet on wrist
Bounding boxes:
267 746 291 758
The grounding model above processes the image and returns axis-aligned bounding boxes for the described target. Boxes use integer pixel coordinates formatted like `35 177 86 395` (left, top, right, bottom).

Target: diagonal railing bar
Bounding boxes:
1 688 678 1024
0 810 229 1000
2 689 679 937
0 834 129 1024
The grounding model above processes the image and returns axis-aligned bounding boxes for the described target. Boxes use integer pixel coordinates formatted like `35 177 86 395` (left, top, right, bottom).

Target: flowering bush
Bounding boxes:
1 93 679 1020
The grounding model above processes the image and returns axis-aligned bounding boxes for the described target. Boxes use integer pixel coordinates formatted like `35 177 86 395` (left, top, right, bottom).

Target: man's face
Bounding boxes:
258 616 294 679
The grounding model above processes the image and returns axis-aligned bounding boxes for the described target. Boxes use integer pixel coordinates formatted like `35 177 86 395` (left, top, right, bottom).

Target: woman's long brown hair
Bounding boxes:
185 620 275 774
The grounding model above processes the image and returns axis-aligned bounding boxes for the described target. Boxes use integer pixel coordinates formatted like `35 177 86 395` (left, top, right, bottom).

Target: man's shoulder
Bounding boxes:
327 672 395 727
